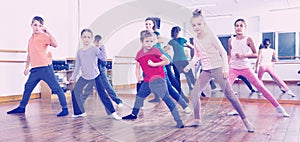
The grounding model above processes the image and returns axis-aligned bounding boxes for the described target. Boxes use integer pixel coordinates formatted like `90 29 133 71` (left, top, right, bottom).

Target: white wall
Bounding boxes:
0 0 78 96
1 0 299 96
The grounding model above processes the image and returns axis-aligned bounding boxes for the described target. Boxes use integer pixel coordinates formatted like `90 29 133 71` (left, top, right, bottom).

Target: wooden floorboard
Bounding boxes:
1 82 300 142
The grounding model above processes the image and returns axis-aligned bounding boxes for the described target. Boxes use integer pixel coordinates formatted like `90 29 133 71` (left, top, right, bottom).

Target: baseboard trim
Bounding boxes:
0 93 41 103
201 97 300 105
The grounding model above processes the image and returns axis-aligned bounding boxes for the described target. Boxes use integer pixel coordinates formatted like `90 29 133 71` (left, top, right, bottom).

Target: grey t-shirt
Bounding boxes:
71 46 106 80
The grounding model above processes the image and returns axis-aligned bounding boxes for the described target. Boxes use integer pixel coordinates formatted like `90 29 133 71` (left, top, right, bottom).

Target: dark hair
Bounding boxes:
171 26 181 39
81 28 93 37
192 9 203 18
94 35 102 41
259 44 265 49
234 18 247 27
32 16 44 25
263 38 271 46
145 17 158 31
140 30 153 41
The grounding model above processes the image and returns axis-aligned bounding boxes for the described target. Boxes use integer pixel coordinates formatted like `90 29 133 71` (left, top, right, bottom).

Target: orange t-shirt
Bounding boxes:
28 33 52 68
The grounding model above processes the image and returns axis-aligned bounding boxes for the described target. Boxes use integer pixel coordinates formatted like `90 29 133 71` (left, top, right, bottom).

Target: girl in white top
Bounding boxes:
185 9 255 132
255 38 295 97
228 19 290 117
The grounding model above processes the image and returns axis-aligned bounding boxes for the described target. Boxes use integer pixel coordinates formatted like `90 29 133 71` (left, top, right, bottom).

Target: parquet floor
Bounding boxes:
0 82 299 142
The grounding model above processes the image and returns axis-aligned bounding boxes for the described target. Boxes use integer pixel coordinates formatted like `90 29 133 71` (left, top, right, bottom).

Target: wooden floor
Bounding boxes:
1 82 300 142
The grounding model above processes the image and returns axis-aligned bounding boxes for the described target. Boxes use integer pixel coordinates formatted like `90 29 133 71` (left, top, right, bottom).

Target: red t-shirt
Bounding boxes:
136 47 165 82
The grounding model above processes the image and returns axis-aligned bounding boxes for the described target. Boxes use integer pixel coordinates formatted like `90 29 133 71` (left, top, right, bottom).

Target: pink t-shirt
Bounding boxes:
136 47 165 82
28 33 52 68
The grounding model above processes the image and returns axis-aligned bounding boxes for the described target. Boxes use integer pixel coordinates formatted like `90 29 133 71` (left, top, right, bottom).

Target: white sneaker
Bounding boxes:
111 112 122 120
183 107 192 114
286 90 296 97
186 119 201 127
117 103 123 108
276 106 290 117
72 112 87 118
227 109 239 116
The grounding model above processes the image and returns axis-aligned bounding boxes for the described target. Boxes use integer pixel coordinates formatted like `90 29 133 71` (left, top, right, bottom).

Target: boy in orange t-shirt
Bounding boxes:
7 16 69 117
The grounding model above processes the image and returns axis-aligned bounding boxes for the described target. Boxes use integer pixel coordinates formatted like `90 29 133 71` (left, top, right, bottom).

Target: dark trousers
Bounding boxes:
20 65 67 109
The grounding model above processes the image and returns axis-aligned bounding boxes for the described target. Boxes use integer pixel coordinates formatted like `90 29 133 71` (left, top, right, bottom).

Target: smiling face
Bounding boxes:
31 20 44 34
145 20 155 32
190 17 205 35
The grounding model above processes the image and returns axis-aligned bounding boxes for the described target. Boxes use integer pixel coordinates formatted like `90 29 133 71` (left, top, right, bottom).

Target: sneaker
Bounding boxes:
117 103 123 108
122 114 137 120
276 106 290 117
186 119 201 127
176 121 184 128
227 109 239 116
7 106 25 114
57 108 69 117
242 118 255 133
72 112 87 118
201 92 206 97
286 90 296 97
279 87 286 93
111 112 122 120
183 107 192 114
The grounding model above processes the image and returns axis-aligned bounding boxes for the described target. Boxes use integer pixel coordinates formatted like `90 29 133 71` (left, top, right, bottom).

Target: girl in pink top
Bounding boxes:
228 19 290 117
255 38 295 97
185 9 254 132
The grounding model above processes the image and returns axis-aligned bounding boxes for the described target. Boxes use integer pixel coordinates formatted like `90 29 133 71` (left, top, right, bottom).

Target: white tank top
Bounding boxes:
229 36 252 69
260 48 274 66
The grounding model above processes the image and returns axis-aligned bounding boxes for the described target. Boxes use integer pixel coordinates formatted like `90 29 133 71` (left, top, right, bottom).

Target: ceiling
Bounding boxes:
170 0 300 18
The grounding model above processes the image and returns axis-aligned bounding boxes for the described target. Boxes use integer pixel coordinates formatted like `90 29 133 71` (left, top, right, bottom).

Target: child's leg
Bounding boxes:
166 63 182 93
100 71 122 104
72 77 89 115
213 68 246 119
19 68 41 108
213 68 254 132
43 65 68 109
191 70 212 119
228 68 241 85
94 75 115 115
166 76 188 109
265 65 289 91
81 81 94 104
240 68 280 107
132 82 151 115
150 78 183 127
237 75 255 92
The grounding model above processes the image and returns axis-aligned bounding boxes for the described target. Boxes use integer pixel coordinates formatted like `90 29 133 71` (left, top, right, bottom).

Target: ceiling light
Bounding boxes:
205 14 232 20
269 6 300 12
187 3 217 9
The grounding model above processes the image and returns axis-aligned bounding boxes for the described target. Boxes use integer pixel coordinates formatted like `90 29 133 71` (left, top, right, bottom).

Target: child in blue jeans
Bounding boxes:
122 30 184 128
7 16 68 117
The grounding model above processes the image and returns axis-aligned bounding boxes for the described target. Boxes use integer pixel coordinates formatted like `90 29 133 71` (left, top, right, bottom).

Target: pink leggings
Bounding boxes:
229 68 280 107
258 64 289 91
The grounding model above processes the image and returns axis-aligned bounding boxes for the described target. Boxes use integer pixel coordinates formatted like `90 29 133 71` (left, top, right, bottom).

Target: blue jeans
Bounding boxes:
81 70 122 104
166 76 188 109
132 78 182 123
20 65 68 108
72 74 115 115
